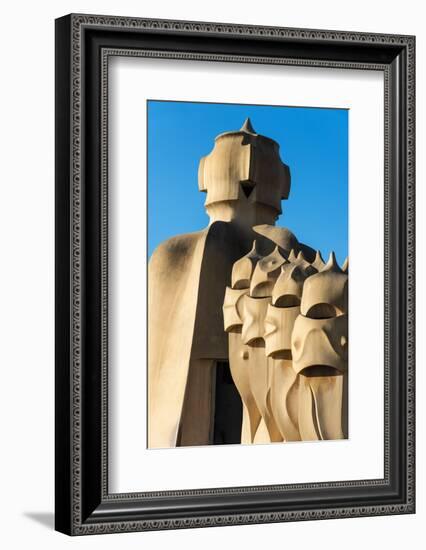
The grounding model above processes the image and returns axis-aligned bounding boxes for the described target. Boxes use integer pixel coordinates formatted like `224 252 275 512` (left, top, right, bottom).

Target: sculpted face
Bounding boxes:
198 133 251 205
241 295 271 345
272 263 308 307
293 258 348 374
231 241 261 290
198 119 290 215
291 314 348 374
250 247 285 298
301 262 348 318
222 287 249 333
264 304 300 358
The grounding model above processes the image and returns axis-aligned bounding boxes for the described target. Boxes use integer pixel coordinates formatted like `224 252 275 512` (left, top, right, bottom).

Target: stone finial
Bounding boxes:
323 251 342 273
312 250 325 272
240 117 256 134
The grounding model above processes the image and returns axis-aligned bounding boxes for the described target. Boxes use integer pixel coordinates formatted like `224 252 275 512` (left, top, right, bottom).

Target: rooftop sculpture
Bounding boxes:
225 247 348 443
148 119 348 448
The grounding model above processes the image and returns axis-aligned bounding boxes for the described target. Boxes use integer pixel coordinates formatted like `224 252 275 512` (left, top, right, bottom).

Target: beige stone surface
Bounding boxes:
241 295 271 345
226 243 349 443
247 340 282 443
228 331 262 444
223 286 248 332
177 359 216 446
269 358 301 441
148 230 208 448
148 221 256 448
264 304 299 358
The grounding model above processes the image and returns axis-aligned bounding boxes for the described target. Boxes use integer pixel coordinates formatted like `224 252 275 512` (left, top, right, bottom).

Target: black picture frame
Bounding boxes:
55 13 415 535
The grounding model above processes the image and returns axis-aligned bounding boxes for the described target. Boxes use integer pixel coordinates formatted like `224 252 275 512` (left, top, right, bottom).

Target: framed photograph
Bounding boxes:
55 14 415 535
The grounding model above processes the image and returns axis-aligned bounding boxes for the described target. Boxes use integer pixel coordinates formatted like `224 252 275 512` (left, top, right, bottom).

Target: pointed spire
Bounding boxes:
342 257 349 273
323 251 341 272
248 240 258 257
312 250 325 272
240 117 256 134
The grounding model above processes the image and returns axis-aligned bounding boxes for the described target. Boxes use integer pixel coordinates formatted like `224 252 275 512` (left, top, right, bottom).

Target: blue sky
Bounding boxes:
147 101 348 266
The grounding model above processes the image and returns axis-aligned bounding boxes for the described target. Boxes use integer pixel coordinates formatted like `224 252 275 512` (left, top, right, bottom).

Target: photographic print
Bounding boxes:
147 100 348 448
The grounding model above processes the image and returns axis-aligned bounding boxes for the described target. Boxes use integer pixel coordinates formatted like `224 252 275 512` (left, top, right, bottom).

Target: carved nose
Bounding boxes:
241 295 271 344
240 181 255 198
292 327 347 374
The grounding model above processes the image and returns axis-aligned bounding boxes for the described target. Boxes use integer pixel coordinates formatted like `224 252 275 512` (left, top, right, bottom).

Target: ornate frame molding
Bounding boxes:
55 14 415 535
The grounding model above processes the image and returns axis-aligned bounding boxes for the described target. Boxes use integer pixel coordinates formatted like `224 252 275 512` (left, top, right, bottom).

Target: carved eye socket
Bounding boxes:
300 365 340 377
306 303 338 319
274 295 300 308
233 278 250 289
251 281 274 297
